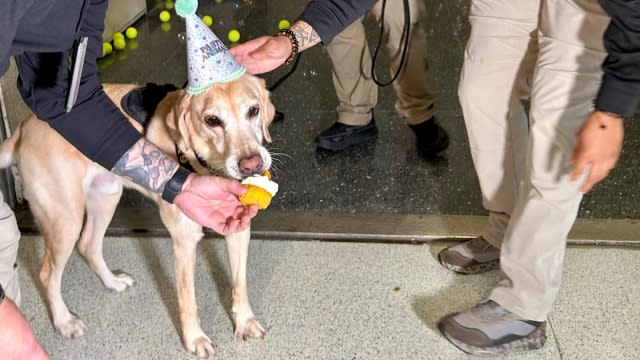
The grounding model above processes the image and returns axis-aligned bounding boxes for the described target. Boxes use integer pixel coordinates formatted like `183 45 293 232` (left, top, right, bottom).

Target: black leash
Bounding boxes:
371 0 411 87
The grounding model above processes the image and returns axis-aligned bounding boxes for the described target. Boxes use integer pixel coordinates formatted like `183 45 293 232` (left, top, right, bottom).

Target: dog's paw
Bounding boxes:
56 316 88 339
185 335 215 358
105 272 136 292
234 317 266 340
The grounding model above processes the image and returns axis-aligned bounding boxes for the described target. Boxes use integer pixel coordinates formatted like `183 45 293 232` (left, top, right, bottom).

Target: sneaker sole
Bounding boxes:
438 319 547 356
437 255 500 274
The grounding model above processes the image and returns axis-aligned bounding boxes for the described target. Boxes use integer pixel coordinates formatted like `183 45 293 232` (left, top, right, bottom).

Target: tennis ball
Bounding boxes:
113 38 126 50
165 0 174 10
161 22 171 32
159 10 171 22
202 15 213 27
228 29 240 43
215 0 223 3
125 27 138 39
112 32 124 40
278 19 290 30
102 42 113 57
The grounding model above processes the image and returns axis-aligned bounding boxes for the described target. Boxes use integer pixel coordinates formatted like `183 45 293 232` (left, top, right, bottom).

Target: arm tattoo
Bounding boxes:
290 21 320 51
111 138 178 195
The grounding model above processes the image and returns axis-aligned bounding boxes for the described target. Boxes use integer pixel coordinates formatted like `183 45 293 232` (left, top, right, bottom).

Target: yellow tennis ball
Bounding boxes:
159 10 171 22
113 38 126 50
202 15 213 27
228 29 240 43
278 19 290 30
161 22 171 32
125 27 137 39
112 32 124 42
102 42 113 57
165 0 174 10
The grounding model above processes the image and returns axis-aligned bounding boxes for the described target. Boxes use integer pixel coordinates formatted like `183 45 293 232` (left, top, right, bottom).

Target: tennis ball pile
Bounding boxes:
100 26 139 58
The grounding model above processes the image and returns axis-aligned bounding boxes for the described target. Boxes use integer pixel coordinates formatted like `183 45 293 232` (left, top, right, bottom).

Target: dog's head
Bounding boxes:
166 74 275 180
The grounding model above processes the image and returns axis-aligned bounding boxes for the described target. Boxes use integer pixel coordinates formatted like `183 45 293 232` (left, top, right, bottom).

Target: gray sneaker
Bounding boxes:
438 236 500 274
438 300 547 356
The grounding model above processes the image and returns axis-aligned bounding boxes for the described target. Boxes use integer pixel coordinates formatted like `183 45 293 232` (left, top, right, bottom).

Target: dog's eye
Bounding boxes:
204 115 221 127
247 106 260 118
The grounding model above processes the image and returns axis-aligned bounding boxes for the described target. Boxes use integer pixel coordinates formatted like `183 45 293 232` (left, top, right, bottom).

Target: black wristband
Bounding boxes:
162 166 192 203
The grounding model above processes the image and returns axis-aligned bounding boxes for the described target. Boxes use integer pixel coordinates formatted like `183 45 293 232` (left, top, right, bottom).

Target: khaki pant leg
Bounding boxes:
326 16 377 126
490 0 609 321
0 191 21 306
458 0 540 247
371 0 437 124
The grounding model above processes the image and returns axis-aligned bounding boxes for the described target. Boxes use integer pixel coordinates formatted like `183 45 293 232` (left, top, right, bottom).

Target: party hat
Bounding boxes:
175 0 246 94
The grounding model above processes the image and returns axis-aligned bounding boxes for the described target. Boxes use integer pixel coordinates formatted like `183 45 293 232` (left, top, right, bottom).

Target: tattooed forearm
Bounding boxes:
111 137 178 195
290 21 321 51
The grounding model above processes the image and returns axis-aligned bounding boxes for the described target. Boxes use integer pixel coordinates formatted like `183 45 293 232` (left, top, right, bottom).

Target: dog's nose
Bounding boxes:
238 155 264 176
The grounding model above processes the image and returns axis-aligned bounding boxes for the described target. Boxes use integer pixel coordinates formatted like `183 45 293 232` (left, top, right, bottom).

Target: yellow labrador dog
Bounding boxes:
0 76 274 358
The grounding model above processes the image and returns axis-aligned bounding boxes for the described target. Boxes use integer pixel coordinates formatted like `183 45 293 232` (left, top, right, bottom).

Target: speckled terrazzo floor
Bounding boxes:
16 235 640 360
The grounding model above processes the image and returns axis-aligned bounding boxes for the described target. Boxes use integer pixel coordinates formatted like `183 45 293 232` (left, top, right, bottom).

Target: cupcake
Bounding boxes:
238 170 279 209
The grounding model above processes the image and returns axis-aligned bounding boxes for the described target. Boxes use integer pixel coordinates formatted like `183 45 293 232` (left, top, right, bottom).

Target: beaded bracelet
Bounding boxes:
277 28 299 65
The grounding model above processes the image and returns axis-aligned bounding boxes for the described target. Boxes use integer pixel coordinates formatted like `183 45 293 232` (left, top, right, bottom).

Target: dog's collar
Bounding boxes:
175 145 223 176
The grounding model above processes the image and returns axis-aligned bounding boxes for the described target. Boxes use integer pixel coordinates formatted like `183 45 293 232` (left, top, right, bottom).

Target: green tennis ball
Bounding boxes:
102 42 113 57
113 38 126 50
112 32 124 40
165 0 174 10
161 22 172 32
125 27 138 39
202 15 213 27
159 10 171 22
278 19 290 30
228 29 240 43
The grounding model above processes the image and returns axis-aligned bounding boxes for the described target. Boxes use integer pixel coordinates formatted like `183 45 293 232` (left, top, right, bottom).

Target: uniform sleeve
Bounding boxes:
298 0 379 44
0 1 29 75
596 0 640 118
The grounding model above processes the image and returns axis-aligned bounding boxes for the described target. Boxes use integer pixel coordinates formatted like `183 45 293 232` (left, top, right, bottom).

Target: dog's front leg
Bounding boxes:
225 228 266 340
160 206 214 358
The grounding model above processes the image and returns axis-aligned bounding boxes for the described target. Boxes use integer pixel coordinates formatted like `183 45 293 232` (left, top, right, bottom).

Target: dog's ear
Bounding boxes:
166 92 193 147
258 78 275 143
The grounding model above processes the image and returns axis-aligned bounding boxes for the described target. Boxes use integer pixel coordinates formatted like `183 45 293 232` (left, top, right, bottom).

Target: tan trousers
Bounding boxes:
0 189 21 306
326 0 437 126
459 0 609 321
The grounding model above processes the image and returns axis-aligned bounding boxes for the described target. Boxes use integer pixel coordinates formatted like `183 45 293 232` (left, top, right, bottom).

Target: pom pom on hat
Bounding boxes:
175 0 198 17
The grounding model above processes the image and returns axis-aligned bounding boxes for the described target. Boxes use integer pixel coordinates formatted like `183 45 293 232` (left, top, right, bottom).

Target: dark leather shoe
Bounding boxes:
409 117 450 156
316 118 378 151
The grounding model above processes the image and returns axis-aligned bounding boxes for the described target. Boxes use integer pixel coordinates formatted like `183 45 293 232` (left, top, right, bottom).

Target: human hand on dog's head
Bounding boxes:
174 173 259 234
230 35 290 74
